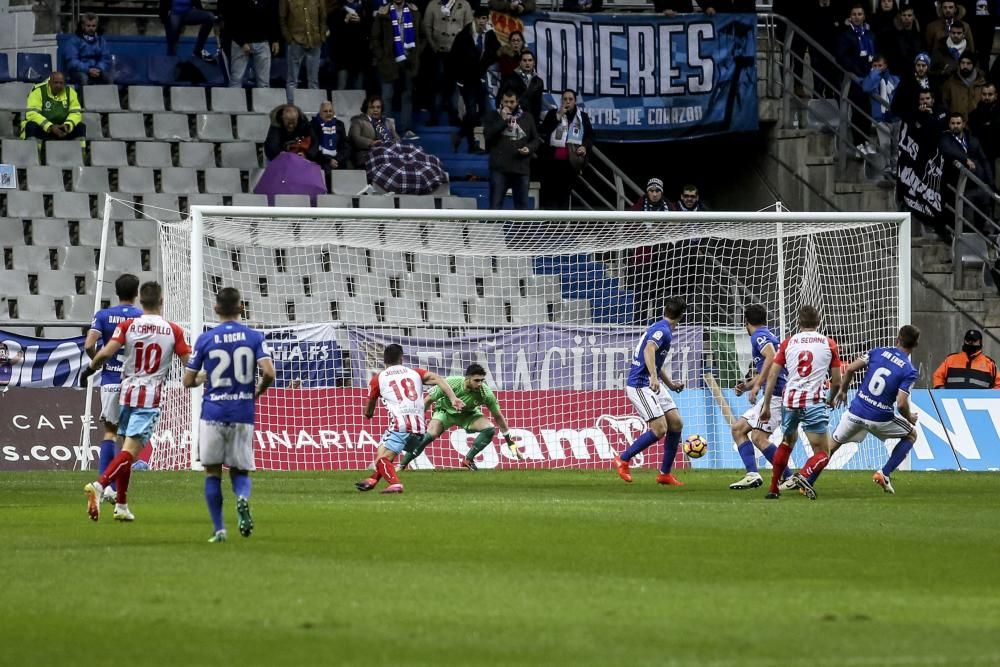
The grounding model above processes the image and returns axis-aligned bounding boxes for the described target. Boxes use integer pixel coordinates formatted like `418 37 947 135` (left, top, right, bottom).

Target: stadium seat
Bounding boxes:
186 193 224 210
330 170 368 195
236 113 270 141
525 275 562 299
58 246 98 271
469 297 510 325
250 87 286 113
178 141 216 168
169 86 208 113
53 191 93 219
273 193 311 207
196 113 234 141
410 252 444 276
77 219 104 245
290 89 328 114
11 245 53 270
44 141 84 167
111 54 150 86
90 141 128 167
30 219 70 246
10 295 55 320
316 194 353 208
134 141 174 168
159 167 199 194
229 193 266 207
81 112 104 139
555 298 592 323
62 295 96 320
141 194 181 221
496 256 533 277
484 275 522 299
72 166 111 193
16 53 52 83
384 298 423 325
425 298 463 324
100 246 141 272
126 86 165 112
330 90 366 118
210 87 248 113
467 223 507 250
108 113 149 140
400 273 438 301
0 82 32 110
121 219 159 247
397 195 435 209
35 270 77 296
369 250 407 275
0 110 13 138
0 54 11 84
26 165 65 191
220 141 260 168
440 196 478 210
356 195 390 208
0 269 28 296
151 113 191 141
116 167 157 194
82 84 121 112
512 297 550 324
204 167 242 194
2 138 40 167
0 216 22 242
5 191 45 218
96 194 137 220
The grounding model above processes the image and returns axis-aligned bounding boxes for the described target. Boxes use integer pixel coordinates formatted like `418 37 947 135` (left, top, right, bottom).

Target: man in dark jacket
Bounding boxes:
264 104 321 163
940 110 994 231
878 5 923 74
968 82 1000 165
483 87 540 210
449 7 499 153
500 49 545 129
798 0 847 98
310 100 349 170
836 3 877 152
159 0 217 59
221 0 280 88
64 13 113 87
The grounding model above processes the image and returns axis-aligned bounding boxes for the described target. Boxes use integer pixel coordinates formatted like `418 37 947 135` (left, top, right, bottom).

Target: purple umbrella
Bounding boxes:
253 151 328 206
366 143 447 195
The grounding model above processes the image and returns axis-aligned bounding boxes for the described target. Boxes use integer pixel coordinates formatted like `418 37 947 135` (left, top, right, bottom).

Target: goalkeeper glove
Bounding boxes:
79 365 97 387
503 432 524 460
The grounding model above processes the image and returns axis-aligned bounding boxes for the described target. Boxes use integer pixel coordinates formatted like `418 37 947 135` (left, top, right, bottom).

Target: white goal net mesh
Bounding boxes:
146 208 904 473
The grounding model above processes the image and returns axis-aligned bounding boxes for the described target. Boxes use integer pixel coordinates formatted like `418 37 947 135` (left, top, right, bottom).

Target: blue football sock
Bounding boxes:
808 469 823 485
737 440 758 473
763 444 793 480
622 430 659 462
99 439 118 491
660 431 682 474
205 476 224 533
231 471 252 499
882 439 914 477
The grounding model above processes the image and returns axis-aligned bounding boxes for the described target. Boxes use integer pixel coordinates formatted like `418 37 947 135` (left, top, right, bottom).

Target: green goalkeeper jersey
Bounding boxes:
427 376 501 415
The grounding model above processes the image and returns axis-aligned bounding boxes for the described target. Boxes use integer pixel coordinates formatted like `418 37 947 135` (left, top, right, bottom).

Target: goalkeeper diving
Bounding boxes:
399 363 523 470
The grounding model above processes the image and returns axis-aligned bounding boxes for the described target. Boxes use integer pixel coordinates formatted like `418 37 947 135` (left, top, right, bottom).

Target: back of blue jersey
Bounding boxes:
627 319 673 388
751 326 787 395
90 304 143 385
850 346 918 421
187 321 271 424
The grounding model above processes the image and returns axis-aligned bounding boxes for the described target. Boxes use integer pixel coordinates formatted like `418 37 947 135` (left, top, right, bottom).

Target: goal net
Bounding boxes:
147 207 908 473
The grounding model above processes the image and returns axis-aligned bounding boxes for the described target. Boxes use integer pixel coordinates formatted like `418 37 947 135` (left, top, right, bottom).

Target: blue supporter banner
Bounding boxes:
0 331 87 388
512 11 758 142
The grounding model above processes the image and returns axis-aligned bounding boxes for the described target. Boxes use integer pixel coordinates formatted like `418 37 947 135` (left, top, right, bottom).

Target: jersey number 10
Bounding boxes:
133 342 163 374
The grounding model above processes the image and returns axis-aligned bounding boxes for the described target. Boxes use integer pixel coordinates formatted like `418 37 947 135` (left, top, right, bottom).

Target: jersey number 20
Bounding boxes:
208 348 255 387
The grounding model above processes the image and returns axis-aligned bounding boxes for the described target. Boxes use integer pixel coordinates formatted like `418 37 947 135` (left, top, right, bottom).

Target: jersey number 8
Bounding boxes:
208 348 255 387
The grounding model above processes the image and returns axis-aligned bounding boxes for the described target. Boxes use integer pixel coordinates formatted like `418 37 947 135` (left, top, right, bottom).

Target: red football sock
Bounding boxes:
370 458 383 483
800 451 830 479
116 463 132 505
377 458 399 485
769 443 793 493
98 451 135 488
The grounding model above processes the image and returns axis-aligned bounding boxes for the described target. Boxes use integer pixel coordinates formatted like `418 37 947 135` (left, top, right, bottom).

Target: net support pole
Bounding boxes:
775 221 787 338
898 213 912 327
77 194 115 471
189 209 205 472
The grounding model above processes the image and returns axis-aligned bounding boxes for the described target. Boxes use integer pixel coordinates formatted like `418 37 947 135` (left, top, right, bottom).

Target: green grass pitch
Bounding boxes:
2 469 999 666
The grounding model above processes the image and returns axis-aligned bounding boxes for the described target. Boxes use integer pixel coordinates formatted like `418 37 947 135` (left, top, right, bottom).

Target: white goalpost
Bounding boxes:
136 206 908 473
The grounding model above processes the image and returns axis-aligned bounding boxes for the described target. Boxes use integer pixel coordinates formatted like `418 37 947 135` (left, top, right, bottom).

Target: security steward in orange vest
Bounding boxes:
932 329 1000 389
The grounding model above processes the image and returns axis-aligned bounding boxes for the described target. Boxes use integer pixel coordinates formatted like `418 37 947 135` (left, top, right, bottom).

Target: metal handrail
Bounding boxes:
572 145 644 211
946 159 1000 290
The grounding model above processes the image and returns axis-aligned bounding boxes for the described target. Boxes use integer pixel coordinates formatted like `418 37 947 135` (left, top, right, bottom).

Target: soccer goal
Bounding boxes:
143 206 909 473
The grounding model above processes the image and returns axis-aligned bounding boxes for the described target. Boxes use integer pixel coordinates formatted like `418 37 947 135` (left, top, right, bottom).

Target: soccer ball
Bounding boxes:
683 434 708 459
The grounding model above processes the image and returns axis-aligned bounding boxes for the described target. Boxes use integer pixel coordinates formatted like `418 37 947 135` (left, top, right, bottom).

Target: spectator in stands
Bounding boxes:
861 54 901 172
940 111 994 230
673 184 707 211
64 13 113 88
20 72 86 142
942 51 986 118
372 0 423 140
489 0 535 17
836 4 877 156
926 1 975 54
221 0 280 88
891 52 932 119
562 0 602 11
931 21 970 84
311 100 349 170
932 329 1000 388
496 31 524 78
281 0 326 103
349 94 399 169
483 86 540 209
159 0 217 60
538 89 594 210
700 0 756 14
627 178 669 325
450 7 499 153
423 0 473 127
653 0 693 16
899 0 938 30
327 0 374 91
965 0 998 70
789 0 843 98
879 4 924 75
968 82 1000 166
501 49 545 126
871 0 899 37
265 104 320 162
630 178 669 212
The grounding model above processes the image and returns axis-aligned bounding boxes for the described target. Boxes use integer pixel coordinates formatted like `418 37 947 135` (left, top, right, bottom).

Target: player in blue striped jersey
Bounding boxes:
614 297 687 486
830 325 921 495
183 287 275 542
83 274 142 505
729 305 794 490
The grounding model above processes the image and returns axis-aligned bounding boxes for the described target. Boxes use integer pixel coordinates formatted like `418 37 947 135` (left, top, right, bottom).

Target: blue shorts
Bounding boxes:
780 404 830 435
117 406 160 445
380 430 412 454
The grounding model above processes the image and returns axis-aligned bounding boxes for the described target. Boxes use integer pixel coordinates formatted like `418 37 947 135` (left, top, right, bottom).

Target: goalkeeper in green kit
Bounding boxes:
399 363 524 470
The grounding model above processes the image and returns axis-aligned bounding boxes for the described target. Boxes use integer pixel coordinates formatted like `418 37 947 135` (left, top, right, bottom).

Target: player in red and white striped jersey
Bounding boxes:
79 282 191 522
759 305 843 500
355 344 464 493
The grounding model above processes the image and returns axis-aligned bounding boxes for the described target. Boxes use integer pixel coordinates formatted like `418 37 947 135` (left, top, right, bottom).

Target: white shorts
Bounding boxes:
833 410 913 444
626 385 677 423
100 385 121 425
741 395 783 434
199 421 256 471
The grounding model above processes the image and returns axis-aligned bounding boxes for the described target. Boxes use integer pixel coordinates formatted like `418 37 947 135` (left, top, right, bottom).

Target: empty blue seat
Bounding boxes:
111 54 149 86
0 54 11 84
17 53 52 83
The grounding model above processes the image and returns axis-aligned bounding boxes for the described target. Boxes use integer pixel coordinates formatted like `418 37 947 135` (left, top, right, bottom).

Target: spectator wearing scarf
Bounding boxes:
627 178 670 325
449 7 500 153
372 0 423 138
931 21 970 82
925 1 975 53
349 94 400 168
64 13 113 87
500 49 545 129
835 4 877 153
538 89 594 210
311 101 350 170
483 86 540 209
